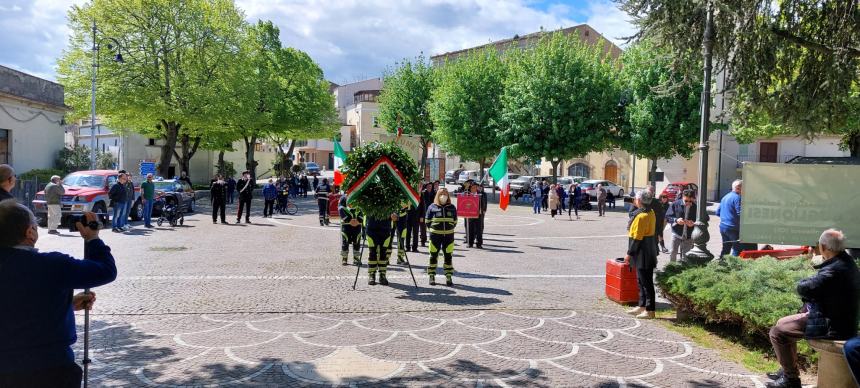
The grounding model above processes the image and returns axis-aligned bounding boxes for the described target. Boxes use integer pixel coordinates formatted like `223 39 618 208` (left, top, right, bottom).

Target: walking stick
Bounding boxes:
352 227 366 290
401 251 419 289
82 288 91 388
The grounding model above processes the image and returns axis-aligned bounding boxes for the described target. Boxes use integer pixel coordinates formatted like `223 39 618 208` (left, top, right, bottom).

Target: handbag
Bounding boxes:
804 303 831 339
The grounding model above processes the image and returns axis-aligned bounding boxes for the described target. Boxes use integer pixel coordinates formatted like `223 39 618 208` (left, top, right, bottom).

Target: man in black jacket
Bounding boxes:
235 171 254 224
210 174 228 224
467 182 488 249
316 178 331 226
766 229 860 388
664 189 703 262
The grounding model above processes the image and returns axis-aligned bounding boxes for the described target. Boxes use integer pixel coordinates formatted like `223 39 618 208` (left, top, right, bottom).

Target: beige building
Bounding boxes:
0 65 68 173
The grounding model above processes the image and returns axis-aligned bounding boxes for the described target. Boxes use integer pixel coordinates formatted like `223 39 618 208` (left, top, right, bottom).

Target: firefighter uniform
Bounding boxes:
365 216 394 286
338 195 363 266
393 205 411 264
316 181 331 225
426 202 458 286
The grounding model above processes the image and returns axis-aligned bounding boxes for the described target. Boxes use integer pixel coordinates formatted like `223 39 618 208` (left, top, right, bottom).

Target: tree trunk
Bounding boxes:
157 120 180 178
478 158 486 181
649 158 658 189
173 134 201 182
217 150 226 176
420 139 429 181
243 135 258 181
550 159 560 183
848 131 860 157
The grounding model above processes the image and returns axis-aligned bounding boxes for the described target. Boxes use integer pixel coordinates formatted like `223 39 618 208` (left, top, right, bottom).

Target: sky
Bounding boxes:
0 0 636 85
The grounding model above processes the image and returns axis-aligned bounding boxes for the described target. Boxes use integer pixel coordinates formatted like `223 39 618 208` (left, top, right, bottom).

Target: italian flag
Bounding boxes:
333 139 346 186
488 146 509 211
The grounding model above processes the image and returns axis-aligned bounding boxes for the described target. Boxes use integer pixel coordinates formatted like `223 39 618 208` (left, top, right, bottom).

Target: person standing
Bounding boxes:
44 175 65 234
226 175 236 204
210 174 227 224
467 182 487 248
338 194 363 266
315 178 332 226
716 179 746 257
568 183 581 219
140 173 155 228
419 183 434 247
532 182 542 214
597 184 607 216
557 184 567 212
235 171 254 224
406 200 420 252
426 188 458 286
541 180 549 212
0 204 116 387
120 170 135 231
262 179 277 218
0 164 15 202
665 190 699 262
109 173 128 232
625 190 658 319
548 184 560 218
366 213 395 286
312 175 319 193
656 194 670 253
301 175 310 198
394 203 411 264
178 171 192 186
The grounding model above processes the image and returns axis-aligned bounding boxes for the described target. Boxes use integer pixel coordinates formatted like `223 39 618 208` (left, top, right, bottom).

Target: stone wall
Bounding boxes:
0 65 65 108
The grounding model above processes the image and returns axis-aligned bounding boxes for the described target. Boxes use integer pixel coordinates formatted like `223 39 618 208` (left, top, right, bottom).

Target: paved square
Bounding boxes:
35 193 765 387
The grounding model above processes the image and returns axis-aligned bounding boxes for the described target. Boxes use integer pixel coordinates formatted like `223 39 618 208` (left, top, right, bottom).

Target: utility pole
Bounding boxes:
685 2 716 264
90 19 98 169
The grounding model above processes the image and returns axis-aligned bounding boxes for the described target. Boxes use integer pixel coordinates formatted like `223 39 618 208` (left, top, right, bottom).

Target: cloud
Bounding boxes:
0 0 635 84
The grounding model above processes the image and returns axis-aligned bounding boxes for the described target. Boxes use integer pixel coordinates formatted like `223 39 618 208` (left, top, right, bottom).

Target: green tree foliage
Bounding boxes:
500 33 620 181
377 55 435 175
616 40 703 186
340 142 421 219
430 48 505 179
618 0 860 156
57 0 246 178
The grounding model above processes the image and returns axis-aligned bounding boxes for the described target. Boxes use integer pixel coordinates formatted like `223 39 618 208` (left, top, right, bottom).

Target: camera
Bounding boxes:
69 214 101 233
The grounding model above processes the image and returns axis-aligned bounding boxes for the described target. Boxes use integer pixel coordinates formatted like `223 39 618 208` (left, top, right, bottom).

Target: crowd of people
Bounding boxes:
527 179 618 218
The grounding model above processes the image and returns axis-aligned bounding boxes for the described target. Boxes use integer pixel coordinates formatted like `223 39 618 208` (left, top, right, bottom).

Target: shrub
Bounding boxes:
19 168 66 188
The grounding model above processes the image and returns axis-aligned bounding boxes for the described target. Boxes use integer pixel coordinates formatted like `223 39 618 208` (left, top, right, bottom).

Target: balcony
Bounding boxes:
735 153 798 167
353 90 380 104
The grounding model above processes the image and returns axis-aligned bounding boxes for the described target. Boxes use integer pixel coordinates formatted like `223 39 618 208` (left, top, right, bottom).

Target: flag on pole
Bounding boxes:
488 146 510 211
333 139 346 186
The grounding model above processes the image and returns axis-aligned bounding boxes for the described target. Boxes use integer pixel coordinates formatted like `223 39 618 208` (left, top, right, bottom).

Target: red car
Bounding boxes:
33 170 141 226
660 182 698 202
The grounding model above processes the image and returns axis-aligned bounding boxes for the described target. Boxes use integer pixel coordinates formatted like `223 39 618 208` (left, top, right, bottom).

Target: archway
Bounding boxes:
604 160 618 182
567 162 590 178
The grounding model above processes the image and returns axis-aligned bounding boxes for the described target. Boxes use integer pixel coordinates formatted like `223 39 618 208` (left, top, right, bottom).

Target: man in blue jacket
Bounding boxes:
715 179 750 257
0 201 117 387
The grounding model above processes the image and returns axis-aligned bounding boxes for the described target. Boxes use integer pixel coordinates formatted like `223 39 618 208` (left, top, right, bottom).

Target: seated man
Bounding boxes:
766 229 860 388
0 202 117 387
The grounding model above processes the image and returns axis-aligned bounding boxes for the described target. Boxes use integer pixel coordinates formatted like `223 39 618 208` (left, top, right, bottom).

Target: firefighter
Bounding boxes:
316 178 332 226
338 194 363 266
366 212 395 286
426 188 458 286
393 203 411 264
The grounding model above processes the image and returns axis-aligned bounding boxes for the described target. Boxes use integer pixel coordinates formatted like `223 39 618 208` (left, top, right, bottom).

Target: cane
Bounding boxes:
82 288 91 388
352 227 367 290
401 251 419 289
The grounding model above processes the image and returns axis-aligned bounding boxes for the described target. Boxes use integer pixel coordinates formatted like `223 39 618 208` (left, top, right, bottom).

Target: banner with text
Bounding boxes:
740 163 860 247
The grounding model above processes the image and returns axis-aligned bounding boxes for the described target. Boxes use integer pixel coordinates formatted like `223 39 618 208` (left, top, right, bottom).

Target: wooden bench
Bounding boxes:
807 339 855 388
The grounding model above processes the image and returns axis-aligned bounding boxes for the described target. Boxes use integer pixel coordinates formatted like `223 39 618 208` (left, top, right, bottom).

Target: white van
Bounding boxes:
457 170 477 184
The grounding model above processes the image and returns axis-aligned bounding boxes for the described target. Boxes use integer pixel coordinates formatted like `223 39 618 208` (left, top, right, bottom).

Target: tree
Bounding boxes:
618 0 860 156
500 33 620 182
616 40 703 187
377 55 435 176
430 48 506 180
57 0 246 178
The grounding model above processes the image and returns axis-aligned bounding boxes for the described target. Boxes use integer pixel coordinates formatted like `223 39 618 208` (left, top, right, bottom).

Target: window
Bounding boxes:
255 143 263 152
567 163 589 178
114 139 118 146
372 116 379 128
148 138 156 146
0 129 8 164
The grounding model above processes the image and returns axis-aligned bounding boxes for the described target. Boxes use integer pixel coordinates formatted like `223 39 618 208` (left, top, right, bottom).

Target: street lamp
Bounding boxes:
89 20 124 169
684 3 715 264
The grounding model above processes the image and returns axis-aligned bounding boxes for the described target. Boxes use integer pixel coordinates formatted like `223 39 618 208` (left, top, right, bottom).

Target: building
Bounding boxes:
73 119 280 184
431 24 648 190
0 65 68 173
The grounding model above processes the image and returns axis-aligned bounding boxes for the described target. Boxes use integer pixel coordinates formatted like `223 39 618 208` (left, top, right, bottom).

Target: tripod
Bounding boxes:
352 228 367 290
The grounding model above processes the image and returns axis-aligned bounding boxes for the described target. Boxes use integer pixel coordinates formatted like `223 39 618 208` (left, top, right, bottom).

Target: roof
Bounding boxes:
785 156 860 165
0 64 66 108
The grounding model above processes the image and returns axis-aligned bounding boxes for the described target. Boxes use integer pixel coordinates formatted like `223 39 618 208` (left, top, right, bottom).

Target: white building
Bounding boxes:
0 65 67 173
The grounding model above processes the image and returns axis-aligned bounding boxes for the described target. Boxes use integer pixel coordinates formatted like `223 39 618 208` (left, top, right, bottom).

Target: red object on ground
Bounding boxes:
456 193 480 219
606 258 639 305
328 193 341 218
738 247 810 260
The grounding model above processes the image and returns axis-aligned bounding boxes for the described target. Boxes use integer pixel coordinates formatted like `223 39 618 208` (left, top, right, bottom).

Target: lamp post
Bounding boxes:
89 20 124 169
684 2 715 264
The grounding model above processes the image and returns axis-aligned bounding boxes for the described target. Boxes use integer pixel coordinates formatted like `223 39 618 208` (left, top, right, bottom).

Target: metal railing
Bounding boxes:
9 178 41 211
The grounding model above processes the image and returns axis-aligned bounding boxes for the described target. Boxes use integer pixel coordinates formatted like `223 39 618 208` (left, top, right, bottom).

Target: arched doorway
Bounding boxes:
604 160 618 182
567 163 590 178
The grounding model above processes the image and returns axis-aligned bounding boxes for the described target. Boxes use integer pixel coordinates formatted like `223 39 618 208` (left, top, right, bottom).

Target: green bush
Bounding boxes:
20 168 66 188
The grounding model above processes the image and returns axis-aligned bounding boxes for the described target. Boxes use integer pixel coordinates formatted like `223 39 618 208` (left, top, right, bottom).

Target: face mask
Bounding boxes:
440 195 448 203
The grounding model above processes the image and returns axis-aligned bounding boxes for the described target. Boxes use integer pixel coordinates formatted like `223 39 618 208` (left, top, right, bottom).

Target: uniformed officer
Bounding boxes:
338 194 363 266
425 188 458 286
393 203 411 264
316 178 332 226
365 213 395 285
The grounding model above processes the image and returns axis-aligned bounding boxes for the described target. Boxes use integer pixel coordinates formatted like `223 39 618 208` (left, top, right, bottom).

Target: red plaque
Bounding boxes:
456 193 480 219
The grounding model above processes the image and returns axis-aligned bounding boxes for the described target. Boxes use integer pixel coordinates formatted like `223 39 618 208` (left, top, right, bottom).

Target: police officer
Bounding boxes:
316 178 332 226
210 174 228 224
236 171 254 224
338 194 363 266
366 213 395 286
426 188 458 286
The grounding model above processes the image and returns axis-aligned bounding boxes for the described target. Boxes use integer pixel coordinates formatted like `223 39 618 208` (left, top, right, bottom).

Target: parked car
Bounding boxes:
32 170 141 226
304 162 321 176
444 170 457 184
509 175 535 198
660 182 699 202
557 177 573 187
566 176 588 184
151 179 196 215
457 170 478 184
580 179 624 200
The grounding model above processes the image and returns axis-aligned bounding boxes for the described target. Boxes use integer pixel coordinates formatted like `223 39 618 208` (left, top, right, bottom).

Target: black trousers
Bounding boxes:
636 267 656 311
407 213 420 250
467 216 484 246
317 198 329 222
212 198 226 222
236 197 252 221
542 195 548 210
419 220 427 244
367 228 391 276
263 199 275 217
568 198 578 216
341 224 362 260
0 363 82 388
429 233 455 277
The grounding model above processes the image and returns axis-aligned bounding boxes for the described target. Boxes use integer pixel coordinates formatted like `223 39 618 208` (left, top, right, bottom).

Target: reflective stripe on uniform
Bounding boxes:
430 229 455 235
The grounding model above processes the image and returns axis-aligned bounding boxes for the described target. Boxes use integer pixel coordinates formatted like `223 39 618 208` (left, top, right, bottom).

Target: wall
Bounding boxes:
0 97 65 174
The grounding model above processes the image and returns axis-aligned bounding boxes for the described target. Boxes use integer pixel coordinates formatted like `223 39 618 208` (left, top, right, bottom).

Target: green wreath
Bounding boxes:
341 141 420 220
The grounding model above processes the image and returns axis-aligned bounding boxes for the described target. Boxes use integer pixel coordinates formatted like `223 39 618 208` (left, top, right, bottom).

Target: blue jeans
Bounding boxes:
143 198 154 226
533 200 541 214
112 201 127 228
844 336 860 385
126 200 133 224
719 226 755 257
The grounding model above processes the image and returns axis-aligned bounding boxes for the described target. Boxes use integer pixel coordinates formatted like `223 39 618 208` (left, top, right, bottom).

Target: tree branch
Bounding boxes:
770 27 860 58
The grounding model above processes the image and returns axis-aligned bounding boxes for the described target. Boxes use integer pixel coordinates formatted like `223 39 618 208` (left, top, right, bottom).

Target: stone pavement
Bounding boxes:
33 193 762 387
